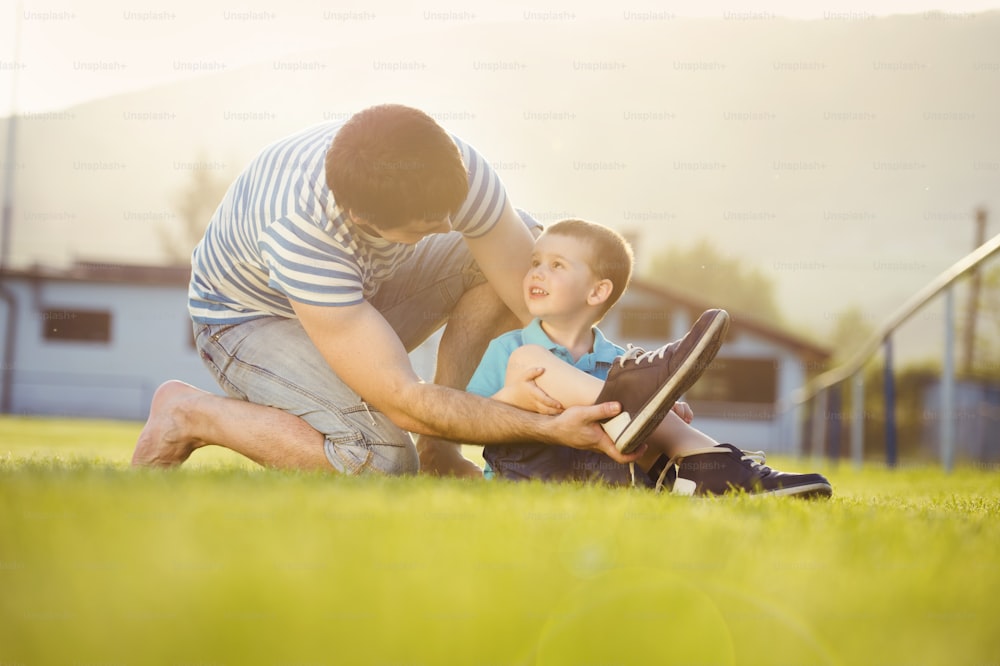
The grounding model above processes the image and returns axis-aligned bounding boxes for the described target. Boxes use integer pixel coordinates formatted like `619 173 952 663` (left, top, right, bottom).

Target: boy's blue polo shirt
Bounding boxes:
467 318 625 399
467 319 629 483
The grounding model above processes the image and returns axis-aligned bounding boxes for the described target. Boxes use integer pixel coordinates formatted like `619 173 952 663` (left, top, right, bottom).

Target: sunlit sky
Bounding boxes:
2 0 999 115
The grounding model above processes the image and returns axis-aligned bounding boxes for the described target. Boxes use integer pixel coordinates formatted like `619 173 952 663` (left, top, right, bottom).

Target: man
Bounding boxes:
132 104 707 477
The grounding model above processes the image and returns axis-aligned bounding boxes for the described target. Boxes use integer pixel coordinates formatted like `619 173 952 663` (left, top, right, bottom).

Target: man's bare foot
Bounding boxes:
416 436 483 479
132 381 206 468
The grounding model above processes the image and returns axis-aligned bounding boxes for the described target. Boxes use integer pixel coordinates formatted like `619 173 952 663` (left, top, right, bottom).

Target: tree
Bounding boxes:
643 237 785 325
827 304 876 363
158 159 233 265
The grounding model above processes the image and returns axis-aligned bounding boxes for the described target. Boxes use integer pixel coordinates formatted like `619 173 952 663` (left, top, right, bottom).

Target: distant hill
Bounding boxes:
2 11 998 356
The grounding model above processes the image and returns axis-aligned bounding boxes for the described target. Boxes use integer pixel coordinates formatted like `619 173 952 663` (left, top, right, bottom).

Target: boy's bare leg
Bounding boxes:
507 344 720 471
132 380 331 470
415 282 522 477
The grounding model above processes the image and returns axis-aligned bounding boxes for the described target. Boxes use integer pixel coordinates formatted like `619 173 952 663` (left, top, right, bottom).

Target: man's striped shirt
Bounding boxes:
188 120 508 324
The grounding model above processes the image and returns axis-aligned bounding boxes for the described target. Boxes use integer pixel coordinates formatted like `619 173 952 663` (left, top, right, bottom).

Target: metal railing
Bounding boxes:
789 231 1000 471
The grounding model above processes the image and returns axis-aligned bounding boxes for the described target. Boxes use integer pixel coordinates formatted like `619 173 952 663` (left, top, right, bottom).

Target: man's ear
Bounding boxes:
587 279 614 307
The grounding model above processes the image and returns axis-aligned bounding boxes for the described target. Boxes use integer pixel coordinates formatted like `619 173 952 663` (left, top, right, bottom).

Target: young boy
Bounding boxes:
466 219 832 497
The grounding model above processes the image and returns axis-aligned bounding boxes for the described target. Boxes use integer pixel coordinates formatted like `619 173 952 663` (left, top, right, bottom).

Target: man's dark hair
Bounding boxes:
325 104 469 230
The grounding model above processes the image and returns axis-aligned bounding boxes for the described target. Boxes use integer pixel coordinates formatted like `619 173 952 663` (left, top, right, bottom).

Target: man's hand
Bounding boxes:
550 402 647 464
492 367 564 415
417 437 484 479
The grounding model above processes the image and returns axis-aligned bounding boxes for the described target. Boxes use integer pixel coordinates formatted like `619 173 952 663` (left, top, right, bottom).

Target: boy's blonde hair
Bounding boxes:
543 218 634 321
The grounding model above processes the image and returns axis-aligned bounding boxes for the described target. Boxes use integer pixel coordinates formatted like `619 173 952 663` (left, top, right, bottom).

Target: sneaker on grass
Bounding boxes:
653 443 833 499
596 309 730 455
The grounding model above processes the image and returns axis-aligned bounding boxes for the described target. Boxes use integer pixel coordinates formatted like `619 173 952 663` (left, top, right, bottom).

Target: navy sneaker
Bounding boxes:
596 309 730 454
654 443 833 499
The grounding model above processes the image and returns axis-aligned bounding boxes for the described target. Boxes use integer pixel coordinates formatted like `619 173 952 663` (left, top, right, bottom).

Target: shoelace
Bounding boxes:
654 447 768 493
616 343 670 367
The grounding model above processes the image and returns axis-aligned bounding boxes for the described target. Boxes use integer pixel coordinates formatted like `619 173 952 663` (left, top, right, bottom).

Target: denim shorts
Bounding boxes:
195 230 493 475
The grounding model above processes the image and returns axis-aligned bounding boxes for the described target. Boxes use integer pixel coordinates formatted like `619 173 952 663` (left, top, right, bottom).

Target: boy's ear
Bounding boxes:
587 278 614 306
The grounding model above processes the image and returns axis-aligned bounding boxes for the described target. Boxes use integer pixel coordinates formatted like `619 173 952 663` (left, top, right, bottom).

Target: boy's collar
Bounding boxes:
590 326 617 356
523 318 617 357
522 319 560 351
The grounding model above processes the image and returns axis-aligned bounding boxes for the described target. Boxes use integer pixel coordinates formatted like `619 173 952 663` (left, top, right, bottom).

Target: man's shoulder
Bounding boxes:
273 119 343 150
245 121 341 186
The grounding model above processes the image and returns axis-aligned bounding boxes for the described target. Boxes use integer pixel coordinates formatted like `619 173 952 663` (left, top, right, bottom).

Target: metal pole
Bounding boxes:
962 208 988 374
828 384 842 462
852 371 864 468
941 286 956 472
795 230 1000 403
1 1 24 272
0 2 23 413
781 398 798 457
884 337 898 467
811 389 828 459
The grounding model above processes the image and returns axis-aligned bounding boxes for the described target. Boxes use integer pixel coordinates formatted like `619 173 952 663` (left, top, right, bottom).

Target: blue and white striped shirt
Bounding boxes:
188 120 508 324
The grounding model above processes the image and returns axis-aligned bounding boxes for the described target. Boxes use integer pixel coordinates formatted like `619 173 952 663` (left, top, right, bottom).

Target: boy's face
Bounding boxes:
523 232 602 321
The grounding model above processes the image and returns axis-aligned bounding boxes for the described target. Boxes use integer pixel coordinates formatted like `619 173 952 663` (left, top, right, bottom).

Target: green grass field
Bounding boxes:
2 416 999 666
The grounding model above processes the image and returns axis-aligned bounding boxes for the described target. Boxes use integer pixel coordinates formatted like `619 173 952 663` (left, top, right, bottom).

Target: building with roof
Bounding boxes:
0 262 213 420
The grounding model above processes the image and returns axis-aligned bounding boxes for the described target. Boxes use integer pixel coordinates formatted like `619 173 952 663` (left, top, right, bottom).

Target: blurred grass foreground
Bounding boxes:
2 415 999 665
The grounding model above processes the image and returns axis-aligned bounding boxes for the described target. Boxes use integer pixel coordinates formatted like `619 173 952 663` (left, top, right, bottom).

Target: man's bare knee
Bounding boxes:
453 281 521 335
436 282 521 389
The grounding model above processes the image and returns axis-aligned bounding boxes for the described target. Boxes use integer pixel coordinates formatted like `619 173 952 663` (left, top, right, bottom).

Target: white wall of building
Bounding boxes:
1 275 446 422
1 278 218 420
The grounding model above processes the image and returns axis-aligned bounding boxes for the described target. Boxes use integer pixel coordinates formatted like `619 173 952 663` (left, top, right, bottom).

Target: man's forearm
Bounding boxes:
392 381 553 445
390 376 633 464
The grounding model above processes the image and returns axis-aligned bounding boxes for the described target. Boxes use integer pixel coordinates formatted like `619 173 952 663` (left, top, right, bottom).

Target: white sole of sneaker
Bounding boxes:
671 481 834 498
762 482 833 498
615 311 730 453
601 411 632 441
